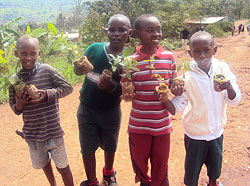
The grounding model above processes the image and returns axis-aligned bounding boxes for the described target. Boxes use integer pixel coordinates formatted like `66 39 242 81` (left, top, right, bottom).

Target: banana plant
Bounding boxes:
0 17 23 51
26 23 68 62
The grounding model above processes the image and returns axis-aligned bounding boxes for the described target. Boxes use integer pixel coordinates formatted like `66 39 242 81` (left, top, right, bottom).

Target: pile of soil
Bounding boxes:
1 20 249 186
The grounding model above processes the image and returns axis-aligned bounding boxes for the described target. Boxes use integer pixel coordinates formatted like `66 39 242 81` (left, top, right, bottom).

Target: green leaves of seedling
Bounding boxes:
108 47 139 80
144 55 164 82
152 74 164 81
121 56 139 80
122 47 134 57
177 58 190 73
8 74 19 85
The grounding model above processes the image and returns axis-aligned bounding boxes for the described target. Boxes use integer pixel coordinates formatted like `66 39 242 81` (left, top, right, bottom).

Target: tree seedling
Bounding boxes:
104 47 139 95
145 55 170 101
9 74 40 100
172 58 190 86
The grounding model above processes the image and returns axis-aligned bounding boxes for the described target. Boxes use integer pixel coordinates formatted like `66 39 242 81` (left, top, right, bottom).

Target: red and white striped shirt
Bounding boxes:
121 45 177 136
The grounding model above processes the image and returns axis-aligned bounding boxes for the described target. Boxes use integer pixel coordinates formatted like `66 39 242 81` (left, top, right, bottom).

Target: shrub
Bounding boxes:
160 38 182 50
206 24 225 38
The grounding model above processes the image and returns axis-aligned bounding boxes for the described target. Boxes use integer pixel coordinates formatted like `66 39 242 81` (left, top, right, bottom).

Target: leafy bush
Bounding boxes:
160 38 182 50
217 20 234 32
206 20 233 38
206 24 226 38
47 55 85 85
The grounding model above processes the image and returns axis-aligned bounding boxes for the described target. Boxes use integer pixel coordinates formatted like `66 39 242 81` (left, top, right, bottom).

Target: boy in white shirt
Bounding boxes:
155 31 241 186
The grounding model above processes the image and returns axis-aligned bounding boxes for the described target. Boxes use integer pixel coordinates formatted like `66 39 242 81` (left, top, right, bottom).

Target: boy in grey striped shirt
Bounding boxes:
9 35 74 186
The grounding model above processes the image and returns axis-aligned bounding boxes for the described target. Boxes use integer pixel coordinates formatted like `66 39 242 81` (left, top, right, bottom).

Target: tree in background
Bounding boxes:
78 0 250 45
56 0 87 32
56 13 66 32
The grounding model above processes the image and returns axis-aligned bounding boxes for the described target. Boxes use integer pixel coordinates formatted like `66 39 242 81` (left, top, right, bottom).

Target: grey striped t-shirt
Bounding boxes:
9 63 73 141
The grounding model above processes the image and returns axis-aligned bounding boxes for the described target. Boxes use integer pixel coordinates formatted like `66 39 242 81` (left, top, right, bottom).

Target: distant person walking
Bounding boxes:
231 25 235 36
247 25 250 35
181 28 190 50
238 24 242 34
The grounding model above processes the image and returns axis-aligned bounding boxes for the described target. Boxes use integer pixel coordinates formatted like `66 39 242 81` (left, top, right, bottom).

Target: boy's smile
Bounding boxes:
15 38 40 71
134 16 162 54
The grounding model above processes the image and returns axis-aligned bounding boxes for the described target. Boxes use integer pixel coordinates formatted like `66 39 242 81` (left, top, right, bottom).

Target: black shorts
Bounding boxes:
77 103 121 155
184 134 223 186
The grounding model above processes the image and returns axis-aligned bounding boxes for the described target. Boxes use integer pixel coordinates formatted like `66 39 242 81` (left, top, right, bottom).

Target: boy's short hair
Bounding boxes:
16 34 39 50
134 14 158 30
108 14 131 27
189 31 214 46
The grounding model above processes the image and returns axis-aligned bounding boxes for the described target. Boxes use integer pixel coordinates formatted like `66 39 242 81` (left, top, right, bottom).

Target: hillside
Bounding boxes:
0 0 87 24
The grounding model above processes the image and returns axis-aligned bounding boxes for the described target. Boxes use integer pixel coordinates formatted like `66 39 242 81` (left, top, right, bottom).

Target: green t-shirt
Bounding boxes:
79 42 122 109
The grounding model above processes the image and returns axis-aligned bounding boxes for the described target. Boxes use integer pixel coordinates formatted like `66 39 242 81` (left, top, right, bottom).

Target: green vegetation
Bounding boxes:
0 0 77 24
1 0 250 103
80 0 250 45
0 18 84 103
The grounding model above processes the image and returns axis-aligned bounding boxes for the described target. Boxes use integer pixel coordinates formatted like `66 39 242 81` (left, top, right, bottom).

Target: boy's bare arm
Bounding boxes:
120 92 135 102
154 86 176 115
161 99 176 115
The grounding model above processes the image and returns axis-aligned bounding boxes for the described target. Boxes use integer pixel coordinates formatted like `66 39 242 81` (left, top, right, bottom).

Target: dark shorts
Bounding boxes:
77 103 121 155
184 134 223 186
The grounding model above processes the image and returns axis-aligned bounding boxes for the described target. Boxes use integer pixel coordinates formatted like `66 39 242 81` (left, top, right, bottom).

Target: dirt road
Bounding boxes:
1 21 250 186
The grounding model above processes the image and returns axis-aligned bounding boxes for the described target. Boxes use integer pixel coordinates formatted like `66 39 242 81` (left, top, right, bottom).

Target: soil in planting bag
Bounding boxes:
74 56 94 75
213 74 226 92
158 83 170 102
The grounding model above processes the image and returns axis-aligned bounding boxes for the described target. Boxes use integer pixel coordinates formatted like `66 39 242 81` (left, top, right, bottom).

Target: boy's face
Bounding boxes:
188 37 217 73
134 17 162 47
107 17 131 48
15 38 40 71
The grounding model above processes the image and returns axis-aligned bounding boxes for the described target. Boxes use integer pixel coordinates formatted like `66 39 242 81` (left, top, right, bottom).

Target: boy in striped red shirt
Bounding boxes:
121 14 178 186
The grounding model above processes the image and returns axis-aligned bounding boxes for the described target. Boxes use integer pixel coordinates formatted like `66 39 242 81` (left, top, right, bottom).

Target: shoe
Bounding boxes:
80 180 99 186
206 181 224 186
100 171 118 186
140 183 150 186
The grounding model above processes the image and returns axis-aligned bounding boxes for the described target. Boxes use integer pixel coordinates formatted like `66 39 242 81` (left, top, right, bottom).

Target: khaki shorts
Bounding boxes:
25 137 68 169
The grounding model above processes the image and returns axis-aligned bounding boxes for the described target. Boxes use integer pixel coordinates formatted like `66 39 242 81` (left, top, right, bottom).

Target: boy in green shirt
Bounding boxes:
74 14 131 186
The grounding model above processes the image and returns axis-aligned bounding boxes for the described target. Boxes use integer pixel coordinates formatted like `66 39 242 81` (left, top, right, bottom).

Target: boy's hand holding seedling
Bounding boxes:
15 89 47 111
170 79 185 96
29 89 47 104
154 85 176 115
213 74 232 92
213 74 236 100
15 91 30 111
214 80 231 92
97 75 114 91
154 84 169 103
170 58 190 96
